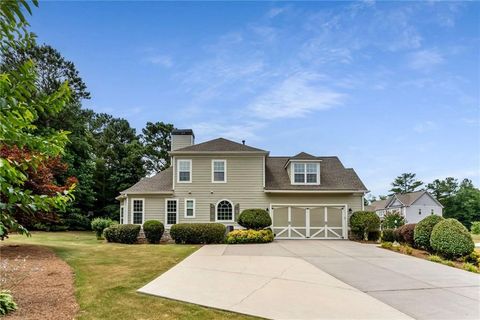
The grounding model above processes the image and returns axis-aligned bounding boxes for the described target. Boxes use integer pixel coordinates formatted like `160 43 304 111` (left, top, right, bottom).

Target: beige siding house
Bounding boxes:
117 129 368 239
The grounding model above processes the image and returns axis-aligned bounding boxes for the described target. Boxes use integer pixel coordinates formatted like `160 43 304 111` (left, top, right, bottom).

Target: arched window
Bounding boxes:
216 200 233 221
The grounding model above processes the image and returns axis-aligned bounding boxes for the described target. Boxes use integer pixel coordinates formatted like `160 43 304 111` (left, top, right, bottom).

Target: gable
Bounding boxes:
411 192 443 207
390 199 403 207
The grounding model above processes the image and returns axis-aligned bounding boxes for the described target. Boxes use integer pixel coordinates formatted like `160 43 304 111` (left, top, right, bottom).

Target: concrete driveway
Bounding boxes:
139 241 480 320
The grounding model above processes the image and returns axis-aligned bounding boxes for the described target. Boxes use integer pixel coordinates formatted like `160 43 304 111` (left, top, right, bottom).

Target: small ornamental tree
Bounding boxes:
237 209 271 230
382 211 405 229
0 0 76 239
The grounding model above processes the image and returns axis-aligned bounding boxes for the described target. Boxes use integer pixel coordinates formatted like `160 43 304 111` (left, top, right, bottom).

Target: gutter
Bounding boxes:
264 189 368 194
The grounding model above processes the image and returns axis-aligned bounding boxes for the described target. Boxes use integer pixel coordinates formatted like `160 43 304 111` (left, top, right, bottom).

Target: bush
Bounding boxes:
368 230 381 242
349 211 380 240
380 242 393 249
462 251 480 267
91 218 116 239
396 223 416 246
104 224 140 244
471 221 480 235
462 263 479 273
170 223 226 244
64 213 91 231
414 215 444 251
0 290 17 316
143 220 164 244
237 209 272 230
381 229 396 242
430 218 475 259
382 211 405 229
225 229 274 244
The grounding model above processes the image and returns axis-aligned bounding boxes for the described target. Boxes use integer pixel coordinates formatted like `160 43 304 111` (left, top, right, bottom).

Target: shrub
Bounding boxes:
428 255 443 263
414 215 444 251
430 218 475 259
405 246 413 255
91 218 116 239
143 220 164 244
381 229 396 242
64 213 91 231
368 230 381 242
349 211 380 240
462 262 479 273
170 223 226 244
226 229 274 244
104 224 140 244
381 242 393 249
462 251 480 267
382 211 405 229
396 223 416 246
237 209 272 230
471 221 480 235
0 290 17 316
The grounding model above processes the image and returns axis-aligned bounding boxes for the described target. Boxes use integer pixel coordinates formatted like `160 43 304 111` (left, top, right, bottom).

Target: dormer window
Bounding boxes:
292 162 320 185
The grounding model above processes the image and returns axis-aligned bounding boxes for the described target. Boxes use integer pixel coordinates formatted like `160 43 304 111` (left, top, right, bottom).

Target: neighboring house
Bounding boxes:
116 129 368 239
366 191 443 224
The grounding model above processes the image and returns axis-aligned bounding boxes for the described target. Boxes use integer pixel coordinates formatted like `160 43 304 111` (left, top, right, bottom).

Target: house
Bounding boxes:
116 129 368 239
366 191 443 224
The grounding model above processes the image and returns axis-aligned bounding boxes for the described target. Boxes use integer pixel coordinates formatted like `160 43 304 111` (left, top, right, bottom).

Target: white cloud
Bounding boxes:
147 54 173 68
408 49 444 70
192 121 264 142
248 72 344 119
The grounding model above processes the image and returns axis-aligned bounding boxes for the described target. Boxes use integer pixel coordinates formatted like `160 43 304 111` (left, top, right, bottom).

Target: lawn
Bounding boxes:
5 232 257 320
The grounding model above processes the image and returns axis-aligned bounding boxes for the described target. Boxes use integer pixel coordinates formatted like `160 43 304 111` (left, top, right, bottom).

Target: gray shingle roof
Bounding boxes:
291 152 318 160
394 191 428 206
170 138 268 153
368 199 391 210
120 167 173 193
265 156 367 191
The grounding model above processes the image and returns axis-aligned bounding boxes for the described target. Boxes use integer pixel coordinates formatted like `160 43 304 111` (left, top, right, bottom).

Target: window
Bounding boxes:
132 199 144 224
185 199 195 218
292 162 319 185
166 199 178 225
418 208 422 215
177 159 191 183
216 200 233 221
120 206 124 224
212 160 226 183
431 209 434 215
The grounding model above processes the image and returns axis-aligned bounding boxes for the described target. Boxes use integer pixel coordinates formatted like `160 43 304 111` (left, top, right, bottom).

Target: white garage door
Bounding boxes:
271 204 347 239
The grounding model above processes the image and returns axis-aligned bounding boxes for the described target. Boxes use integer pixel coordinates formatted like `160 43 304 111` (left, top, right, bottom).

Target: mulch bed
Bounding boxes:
0 244 78 320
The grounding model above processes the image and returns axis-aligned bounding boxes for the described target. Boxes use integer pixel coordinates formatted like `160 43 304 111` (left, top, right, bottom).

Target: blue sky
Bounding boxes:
30 1 479 196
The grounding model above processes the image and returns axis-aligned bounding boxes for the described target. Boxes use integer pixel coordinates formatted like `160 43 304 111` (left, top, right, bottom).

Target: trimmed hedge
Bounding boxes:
226 229 274 244
395 223 416 246
430 218 475 259
471 221 480 235
382 211 405 229
414 215 444 250
349 211 380 240
381 229 396 242
237 209 272 230
91 218 116 239
170 223 226 244
104 224 141 244
143 220 164 244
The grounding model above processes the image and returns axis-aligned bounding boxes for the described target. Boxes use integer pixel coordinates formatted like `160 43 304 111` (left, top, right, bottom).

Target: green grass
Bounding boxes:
471 233 480 242
5 232 257 320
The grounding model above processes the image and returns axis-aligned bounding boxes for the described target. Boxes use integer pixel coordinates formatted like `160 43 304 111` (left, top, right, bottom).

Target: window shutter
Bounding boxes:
234 203 240 222
210 204 215 221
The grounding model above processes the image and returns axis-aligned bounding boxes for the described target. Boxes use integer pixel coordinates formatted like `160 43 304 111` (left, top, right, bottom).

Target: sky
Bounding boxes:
29 1 479 196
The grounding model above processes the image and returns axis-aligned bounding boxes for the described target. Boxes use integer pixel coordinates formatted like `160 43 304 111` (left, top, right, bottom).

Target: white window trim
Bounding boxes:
131 198 145 225
165 198 179 226
215 199 234 222
211 159 227 183
290 162 320 185
177 159 192 183
184 198 196 218
120 204 125 224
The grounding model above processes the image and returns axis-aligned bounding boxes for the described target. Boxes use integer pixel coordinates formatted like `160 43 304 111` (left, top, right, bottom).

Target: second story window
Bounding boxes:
292 162 319 185
177 159 192 183
212 160 226 183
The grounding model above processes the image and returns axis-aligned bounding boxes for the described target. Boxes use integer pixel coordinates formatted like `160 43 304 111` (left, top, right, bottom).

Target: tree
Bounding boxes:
90 114 146 218
389 173 423 194
141 121 174 175
0 0 75 238
426 177 459 202
442 179 480 229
